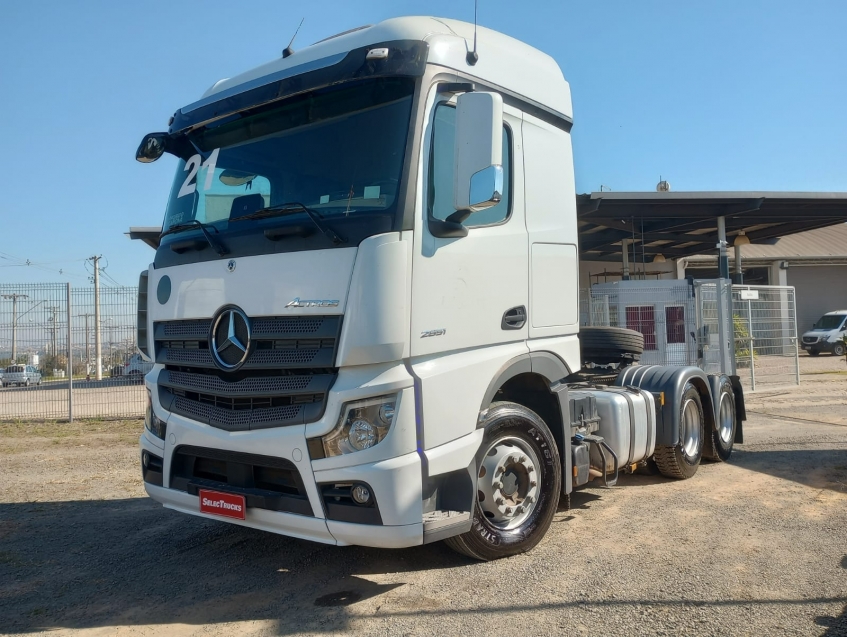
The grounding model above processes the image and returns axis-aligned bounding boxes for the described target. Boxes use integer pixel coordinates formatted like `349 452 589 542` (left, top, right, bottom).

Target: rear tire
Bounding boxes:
444 402 561 561
579 326 644 365
703 380 735 462
653 384 704 479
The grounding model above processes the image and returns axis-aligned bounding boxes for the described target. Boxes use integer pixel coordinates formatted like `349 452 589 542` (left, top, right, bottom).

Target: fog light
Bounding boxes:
351 485 372 505
142 451 150 468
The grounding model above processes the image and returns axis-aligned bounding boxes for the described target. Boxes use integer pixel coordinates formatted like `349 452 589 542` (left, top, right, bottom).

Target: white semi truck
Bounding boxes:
135 16 744 560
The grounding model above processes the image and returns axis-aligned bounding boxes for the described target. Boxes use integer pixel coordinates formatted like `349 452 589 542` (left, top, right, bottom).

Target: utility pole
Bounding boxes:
2 293 29 363
89 256 103 380
47 306 59 369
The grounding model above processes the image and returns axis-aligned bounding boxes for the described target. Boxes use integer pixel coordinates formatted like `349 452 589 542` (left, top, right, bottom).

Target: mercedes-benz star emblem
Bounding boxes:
227 259 236 272
210 307 251 370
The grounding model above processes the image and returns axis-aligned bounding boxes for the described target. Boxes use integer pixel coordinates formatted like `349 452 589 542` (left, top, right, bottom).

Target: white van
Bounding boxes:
122 353 154 377
800 311 847 356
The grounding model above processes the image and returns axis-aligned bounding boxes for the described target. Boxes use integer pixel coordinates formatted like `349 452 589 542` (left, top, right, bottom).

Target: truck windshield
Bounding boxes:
160 77 414 253
813 315 846 330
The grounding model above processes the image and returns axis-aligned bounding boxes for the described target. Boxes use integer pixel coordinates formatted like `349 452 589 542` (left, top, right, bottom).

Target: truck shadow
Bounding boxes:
728 447 847 493
0 498 847 635
1 497 844 634
0 497 468 634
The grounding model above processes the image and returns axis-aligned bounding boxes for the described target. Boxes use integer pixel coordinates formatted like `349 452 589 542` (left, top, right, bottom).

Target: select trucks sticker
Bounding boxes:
199 489 246 520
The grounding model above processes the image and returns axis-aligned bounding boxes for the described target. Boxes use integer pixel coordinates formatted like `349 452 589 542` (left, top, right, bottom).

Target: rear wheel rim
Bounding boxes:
681 398 701 459
477 436 541 530
718 392 734 444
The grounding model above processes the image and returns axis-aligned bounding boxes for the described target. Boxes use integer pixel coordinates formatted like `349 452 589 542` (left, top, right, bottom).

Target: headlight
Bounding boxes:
318 395 397 458
144 391 167 440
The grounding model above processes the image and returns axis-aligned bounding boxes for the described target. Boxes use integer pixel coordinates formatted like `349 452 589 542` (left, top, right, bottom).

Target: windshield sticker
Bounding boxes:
177 148 220 198
363 185 381 199
320 195 330 204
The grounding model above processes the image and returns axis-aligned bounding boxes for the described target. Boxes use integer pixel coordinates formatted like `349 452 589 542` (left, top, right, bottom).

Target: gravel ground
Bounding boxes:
1 360 845 636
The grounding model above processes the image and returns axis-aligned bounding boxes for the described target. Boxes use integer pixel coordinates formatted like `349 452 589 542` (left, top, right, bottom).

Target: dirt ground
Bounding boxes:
1 355 846 636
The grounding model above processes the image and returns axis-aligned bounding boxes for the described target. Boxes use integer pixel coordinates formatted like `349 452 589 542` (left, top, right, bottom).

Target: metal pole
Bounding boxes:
621 239 630 281
792 291 800 386
84 314 90 373
748 298 755 391
717 216 729 280
66 283 73 422
92 256 102 380
3 293 29 362
716 278 728 374
11 296 17 363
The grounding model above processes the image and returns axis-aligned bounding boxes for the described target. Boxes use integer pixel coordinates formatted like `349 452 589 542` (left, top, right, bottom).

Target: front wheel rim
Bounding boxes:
681 398 701 459
477 436 542 530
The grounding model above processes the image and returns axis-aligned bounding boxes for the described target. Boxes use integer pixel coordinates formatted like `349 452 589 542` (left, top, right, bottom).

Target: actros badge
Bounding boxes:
285 297 339 308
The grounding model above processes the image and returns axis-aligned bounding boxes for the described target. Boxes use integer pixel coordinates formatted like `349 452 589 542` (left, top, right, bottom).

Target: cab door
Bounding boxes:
411 96 527 357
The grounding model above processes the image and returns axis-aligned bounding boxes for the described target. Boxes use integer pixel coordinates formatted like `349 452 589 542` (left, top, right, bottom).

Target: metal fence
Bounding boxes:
580 279 800 391
732 284 800 390
581 280 711 367
0 283 144 421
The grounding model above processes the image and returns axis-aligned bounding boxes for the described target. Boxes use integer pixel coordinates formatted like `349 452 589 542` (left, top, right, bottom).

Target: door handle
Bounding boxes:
502 306 527 330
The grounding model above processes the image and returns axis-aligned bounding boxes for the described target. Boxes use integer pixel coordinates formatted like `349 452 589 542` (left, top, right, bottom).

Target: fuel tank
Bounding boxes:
583 387 656 471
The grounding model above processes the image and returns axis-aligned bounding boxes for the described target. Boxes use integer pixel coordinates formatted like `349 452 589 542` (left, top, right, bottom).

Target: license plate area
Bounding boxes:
199 489 246 520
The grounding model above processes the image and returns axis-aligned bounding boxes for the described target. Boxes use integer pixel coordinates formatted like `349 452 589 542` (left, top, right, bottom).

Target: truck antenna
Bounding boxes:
283 18 304 58
466 0 479 66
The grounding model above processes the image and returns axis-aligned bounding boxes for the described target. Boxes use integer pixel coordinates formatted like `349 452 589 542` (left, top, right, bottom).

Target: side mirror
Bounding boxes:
453 92 503 212
136 132 168 163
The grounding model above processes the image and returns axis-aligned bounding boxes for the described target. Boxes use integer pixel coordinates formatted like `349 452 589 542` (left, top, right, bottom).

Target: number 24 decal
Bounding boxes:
177 148 219 198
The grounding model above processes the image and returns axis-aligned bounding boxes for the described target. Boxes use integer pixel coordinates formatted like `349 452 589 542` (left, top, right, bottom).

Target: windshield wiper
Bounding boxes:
231 202 346 245
160 220 228 256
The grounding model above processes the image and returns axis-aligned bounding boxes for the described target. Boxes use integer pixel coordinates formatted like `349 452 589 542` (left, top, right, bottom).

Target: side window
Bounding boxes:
429 103 512 228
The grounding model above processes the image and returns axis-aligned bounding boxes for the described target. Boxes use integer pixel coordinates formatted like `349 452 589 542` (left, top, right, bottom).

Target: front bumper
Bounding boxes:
801 340 834 352
140 362 425 548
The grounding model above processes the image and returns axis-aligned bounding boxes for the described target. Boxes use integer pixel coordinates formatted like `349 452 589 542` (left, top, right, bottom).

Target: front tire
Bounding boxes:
653 384 704 479
445 402 561 561
703 380 735 462
833 342 846 357
809 349 820 356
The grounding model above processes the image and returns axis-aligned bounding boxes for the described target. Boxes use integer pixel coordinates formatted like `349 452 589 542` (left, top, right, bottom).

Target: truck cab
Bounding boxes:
135 16 741 560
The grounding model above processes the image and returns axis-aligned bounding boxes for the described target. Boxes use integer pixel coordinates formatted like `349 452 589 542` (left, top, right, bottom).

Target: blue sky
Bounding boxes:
1 0 845 286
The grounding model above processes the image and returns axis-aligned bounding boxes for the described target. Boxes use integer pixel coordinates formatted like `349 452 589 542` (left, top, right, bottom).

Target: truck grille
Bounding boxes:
802 336 819 344
154 315 340 431
170 445 313 516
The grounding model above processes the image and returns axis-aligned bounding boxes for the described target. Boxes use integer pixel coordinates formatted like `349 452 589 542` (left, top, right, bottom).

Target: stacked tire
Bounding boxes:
579 326 644 366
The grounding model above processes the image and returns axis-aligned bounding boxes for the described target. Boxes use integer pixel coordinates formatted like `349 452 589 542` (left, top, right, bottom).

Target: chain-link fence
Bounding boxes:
0 283 144 421
580 279 799 391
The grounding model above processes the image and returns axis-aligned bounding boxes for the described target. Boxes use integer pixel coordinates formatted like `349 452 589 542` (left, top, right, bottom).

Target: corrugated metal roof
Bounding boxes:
577 191 847 261
736 223 847 258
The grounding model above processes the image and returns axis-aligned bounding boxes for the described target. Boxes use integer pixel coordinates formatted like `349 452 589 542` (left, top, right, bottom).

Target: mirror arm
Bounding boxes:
437 82 476 94
428 217 469 239
445 209 473 225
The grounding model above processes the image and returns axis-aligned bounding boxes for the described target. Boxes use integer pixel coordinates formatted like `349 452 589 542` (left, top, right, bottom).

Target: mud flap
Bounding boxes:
729 375 746 444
